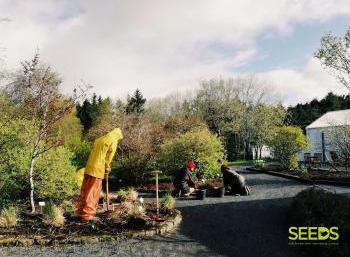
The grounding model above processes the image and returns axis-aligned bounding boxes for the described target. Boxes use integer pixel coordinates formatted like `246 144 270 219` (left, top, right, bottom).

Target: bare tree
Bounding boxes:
326 125 350 170
7 53 88 212
188 76 280 160
315 28 350 90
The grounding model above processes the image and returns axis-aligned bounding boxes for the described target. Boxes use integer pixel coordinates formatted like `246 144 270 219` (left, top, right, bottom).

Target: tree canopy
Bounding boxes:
287 92 350 131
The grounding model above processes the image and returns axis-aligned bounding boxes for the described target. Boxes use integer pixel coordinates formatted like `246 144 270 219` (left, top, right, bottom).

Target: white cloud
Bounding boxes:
0 0 350 103
259 58 348 105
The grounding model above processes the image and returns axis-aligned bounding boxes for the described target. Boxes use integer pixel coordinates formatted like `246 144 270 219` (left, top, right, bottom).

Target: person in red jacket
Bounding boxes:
173 160 196 197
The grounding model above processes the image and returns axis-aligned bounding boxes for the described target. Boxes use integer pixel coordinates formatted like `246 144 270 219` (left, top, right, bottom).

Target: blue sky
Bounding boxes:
244 16 350 73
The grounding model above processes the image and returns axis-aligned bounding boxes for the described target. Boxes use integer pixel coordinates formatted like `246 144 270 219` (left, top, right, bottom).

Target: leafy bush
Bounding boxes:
297 164 308 176
72 140 91 169
35 147 81 202
0 116 81 206
0 118 34 207
116 189 128 198
158 129 225 179
253 159 266 169
161 193 175 210
43 202 65 227
288 187 350 257
0 206 18 228
267 126 309 170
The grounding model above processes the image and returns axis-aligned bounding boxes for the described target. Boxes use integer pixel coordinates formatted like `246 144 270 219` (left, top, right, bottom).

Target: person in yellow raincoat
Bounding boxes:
76 128 123 221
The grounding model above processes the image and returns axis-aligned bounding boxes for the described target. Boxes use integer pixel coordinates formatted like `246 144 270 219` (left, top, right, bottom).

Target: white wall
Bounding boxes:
300 127 341 162
252 145 271 160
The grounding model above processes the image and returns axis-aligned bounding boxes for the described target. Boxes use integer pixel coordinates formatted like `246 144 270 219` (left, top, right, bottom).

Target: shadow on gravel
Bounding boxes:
247 178 305 187
177 197 306 257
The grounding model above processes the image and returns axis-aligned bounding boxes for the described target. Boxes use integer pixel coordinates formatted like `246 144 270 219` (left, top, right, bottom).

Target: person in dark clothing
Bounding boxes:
172 160 196 197
221 165 250 195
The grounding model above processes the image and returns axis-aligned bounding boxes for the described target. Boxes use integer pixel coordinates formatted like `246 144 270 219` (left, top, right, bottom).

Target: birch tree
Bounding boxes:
7 53 87 212
326 125 350 170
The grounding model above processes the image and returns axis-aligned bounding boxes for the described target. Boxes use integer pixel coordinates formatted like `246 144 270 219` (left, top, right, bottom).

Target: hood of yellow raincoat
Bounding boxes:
84 128 123 179
105 128 123 141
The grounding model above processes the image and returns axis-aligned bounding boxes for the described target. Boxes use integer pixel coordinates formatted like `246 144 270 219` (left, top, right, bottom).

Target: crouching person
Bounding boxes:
172 160 196 197
221 165 250 196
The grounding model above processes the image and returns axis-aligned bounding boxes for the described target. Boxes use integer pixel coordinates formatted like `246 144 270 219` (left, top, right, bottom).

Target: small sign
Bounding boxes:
38 202 45 206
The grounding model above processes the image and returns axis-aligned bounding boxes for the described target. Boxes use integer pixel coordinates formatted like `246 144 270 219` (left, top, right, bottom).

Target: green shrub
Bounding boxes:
35 147 81 202
288 187 350 257
0 118 34 207
0 117 81 206
43 202 65 227
253 159 266 169
158 129 225 179
116 189 128 199
297 164 308 176
72 140 91 169
267 126 309 170
0 206 18 228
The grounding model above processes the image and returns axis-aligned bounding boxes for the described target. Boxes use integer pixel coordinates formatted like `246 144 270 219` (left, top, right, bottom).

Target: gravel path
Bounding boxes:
1 169 349 257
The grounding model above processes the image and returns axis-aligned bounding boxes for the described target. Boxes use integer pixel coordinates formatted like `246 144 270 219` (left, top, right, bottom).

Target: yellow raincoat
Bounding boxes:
84 128 123 179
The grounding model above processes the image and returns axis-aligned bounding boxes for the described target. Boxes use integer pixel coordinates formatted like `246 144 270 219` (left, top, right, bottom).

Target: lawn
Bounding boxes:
228 160 254 167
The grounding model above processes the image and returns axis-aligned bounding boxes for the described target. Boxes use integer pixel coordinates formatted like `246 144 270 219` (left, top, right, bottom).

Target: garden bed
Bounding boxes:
247 165 350 186
137 179 228 197
0 187 182 247
0 204 181 247
137 182 174 193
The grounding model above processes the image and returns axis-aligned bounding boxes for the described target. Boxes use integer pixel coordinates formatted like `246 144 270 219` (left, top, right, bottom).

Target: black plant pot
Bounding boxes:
196 189 206 200
214 187 225 198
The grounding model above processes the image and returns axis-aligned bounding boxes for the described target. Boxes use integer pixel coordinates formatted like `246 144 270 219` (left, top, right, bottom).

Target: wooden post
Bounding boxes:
150 170 162 217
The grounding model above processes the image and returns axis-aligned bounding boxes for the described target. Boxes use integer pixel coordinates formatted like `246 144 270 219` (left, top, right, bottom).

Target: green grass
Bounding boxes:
228 160 254 167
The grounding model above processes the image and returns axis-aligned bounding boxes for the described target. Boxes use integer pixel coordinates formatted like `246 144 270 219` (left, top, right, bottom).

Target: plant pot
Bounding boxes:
214 187 225 198
196 189 206 200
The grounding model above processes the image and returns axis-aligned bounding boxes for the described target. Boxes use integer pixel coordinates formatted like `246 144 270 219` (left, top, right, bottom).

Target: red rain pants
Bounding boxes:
75 174 102 221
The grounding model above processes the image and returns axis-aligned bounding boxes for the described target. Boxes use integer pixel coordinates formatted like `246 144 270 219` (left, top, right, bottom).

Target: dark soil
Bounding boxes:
137 179 226 196
137 182 174 192
0 203 177 240
277 169 350 182
197 179 224 190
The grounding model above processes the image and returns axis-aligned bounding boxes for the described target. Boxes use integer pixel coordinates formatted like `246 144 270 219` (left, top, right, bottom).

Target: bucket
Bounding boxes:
196 189 206 200
214 187 225 198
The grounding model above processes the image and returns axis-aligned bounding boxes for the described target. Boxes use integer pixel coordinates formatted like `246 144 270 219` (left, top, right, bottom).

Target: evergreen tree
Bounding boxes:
125 89 146 114
287 92 350 131
76 93 111 132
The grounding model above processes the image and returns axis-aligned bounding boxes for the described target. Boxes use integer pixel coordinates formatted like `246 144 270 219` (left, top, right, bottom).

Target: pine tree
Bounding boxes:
125 89 146 114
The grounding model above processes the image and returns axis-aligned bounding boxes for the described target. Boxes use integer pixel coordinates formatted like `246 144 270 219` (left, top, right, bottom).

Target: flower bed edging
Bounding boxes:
246 167 350 187
0 210 182 247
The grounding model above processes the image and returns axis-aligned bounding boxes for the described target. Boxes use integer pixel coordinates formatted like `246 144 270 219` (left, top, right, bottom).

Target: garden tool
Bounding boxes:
150 170 162 219
105 169 110 211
